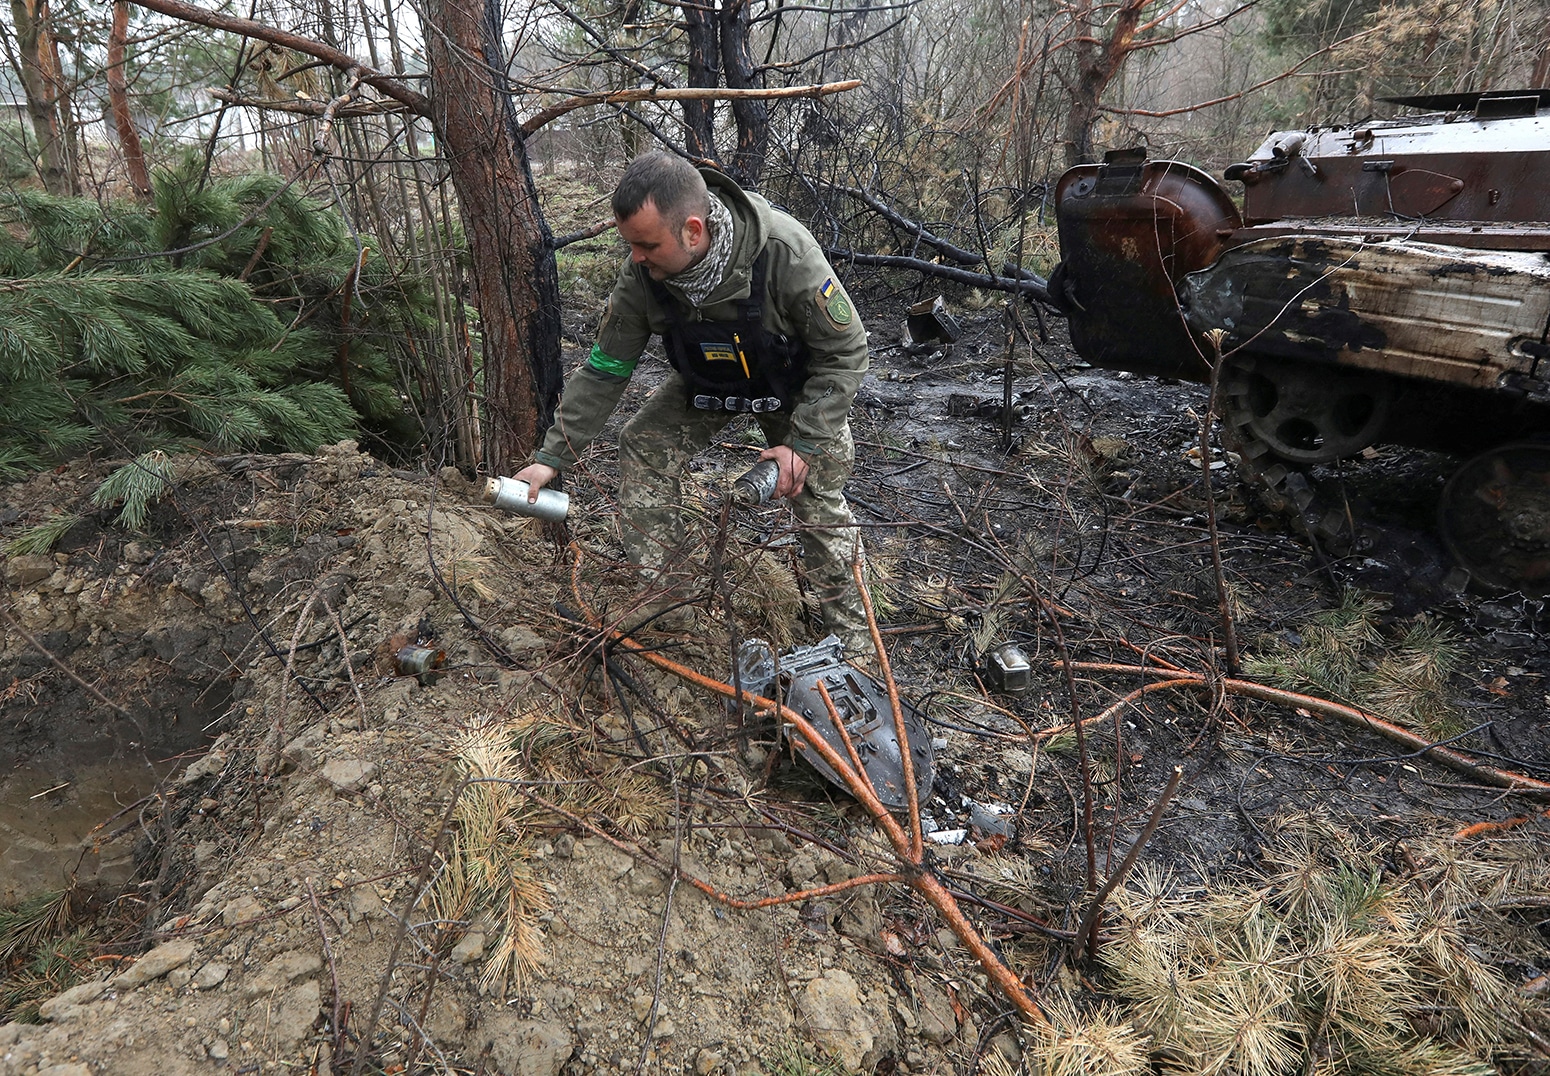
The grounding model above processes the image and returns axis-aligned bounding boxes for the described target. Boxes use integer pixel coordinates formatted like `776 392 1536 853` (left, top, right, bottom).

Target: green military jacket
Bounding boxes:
535 169 869 470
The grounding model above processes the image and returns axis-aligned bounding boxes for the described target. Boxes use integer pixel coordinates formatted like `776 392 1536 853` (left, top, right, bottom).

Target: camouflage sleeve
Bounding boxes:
596 259 656 363
776 241 869 459
534 264 656 470
534 355 634 470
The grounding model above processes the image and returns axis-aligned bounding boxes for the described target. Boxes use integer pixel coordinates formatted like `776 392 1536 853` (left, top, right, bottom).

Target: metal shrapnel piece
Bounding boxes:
735 638 778 697
905 295 963 347
737 635 935 809
967 799 1015 838
394 645 445 676
484 476 570 521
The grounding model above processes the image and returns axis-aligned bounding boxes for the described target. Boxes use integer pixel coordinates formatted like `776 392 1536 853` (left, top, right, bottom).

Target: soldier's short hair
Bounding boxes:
613 152 710 233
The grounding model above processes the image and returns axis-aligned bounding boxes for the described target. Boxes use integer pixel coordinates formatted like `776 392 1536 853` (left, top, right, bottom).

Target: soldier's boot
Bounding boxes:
800 526 878 663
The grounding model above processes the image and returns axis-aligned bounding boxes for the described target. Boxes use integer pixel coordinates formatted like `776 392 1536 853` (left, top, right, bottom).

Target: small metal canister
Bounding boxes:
394 645 445 676
484 476 570 521
732 459 781 505
984 642 1032 696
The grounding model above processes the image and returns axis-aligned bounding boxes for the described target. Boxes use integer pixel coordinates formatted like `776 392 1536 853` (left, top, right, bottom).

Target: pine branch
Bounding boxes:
91 451 174 531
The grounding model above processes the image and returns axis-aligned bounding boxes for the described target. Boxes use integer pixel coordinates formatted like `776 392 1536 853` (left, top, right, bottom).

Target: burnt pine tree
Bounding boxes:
421 0 563 471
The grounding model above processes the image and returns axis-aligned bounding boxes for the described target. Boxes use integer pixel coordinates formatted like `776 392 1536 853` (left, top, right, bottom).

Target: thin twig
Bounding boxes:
1072 765 1183 961
349 778 467 1076
305 880 347 1059
1199 329 1241 675
1058 663 1550 798
520 78 862 135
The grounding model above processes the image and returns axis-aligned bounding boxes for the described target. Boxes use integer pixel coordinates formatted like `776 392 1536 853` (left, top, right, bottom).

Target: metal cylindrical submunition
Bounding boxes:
394 645 445 676
732 459 781 505
483 476 570 521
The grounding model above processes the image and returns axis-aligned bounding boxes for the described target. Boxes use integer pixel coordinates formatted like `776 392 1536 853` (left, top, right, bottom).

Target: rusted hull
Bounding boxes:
1054 152 1241 381
1238 112 1550 226
1181 236 1550 395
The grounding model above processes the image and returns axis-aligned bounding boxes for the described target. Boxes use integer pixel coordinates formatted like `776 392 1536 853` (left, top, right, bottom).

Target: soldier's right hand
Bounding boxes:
512 463 558 502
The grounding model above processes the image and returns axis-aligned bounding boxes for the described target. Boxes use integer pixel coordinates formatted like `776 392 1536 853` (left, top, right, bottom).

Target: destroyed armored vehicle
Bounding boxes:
1050 89 1550 592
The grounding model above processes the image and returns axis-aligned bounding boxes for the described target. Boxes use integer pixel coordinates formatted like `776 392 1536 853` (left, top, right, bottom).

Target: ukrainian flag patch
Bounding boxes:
816 278 853 328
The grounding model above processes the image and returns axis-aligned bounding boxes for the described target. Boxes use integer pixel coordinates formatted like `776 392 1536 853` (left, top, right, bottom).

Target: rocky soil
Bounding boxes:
2 309 1548 1075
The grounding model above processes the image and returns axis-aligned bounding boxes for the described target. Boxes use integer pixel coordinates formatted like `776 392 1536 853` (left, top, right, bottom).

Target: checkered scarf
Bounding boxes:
669 192 735 307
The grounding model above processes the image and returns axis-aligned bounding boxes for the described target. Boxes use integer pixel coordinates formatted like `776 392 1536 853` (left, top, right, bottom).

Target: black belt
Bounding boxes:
692 394 783 413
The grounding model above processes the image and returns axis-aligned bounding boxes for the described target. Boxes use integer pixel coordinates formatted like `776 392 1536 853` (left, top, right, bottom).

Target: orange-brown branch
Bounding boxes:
1057 662 1550 798
854 559 923 860
566 544 1049 1025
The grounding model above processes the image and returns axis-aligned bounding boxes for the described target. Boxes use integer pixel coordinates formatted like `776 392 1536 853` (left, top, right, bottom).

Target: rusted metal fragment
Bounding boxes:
1181 236 1550 390
1055 150 1241 381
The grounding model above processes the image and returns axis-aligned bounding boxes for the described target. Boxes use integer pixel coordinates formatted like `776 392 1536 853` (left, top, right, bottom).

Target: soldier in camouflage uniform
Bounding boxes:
513 153 874 655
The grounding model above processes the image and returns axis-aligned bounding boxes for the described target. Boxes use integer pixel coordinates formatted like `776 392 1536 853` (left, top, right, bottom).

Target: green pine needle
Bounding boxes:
0 160 435 477
3 512 82 556
91 451 174 531
1245 591 1463 736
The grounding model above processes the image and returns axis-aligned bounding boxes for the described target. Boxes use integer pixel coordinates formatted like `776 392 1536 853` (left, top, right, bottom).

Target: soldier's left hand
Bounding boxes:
760 445 809 499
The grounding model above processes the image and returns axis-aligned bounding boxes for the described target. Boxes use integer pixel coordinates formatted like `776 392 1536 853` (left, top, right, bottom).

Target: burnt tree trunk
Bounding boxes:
423 0 563 471
617 0 646 160
1061 0 1145 167
719 0 767 186
680 2 721 163
9 0 69 194
108 0 152 197
1533 14 1550 87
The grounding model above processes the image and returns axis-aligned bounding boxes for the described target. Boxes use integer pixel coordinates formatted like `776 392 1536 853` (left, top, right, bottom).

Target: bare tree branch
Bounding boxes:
1132 0 1262 48
1101 26 1379 117
817 180 984 266
126 0 430 114
519 77 861 136
210 87 406 117
551 217 616 249
824 248 1055 304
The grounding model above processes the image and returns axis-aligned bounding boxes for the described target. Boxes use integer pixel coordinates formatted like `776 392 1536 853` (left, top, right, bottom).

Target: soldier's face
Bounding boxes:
617 199 707 280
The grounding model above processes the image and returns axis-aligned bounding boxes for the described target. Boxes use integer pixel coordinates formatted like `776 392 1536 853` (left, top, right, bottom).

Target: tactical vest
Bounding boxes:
647 250 809 413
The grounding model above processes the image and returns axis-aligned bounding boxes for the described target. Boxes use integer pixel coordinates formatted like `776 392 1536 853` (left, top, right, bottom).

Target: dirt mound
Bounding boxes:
0 440 1006 1075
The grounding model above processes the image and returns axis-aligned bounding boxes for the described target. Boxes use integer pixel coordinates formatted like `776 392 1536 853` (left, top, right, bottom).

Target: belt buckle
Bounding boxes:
751 397 781 413
692 394 720 410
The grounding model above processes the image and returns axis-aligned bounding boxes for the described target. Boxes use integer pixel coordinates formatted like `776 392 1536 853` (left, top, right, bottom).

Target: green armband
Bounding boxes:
586 344 638 378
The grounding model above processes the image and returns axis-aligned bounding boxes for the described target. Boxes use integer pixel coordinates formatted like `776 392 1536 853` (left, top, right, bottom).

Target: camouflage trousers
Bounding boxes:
617 372 873 655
